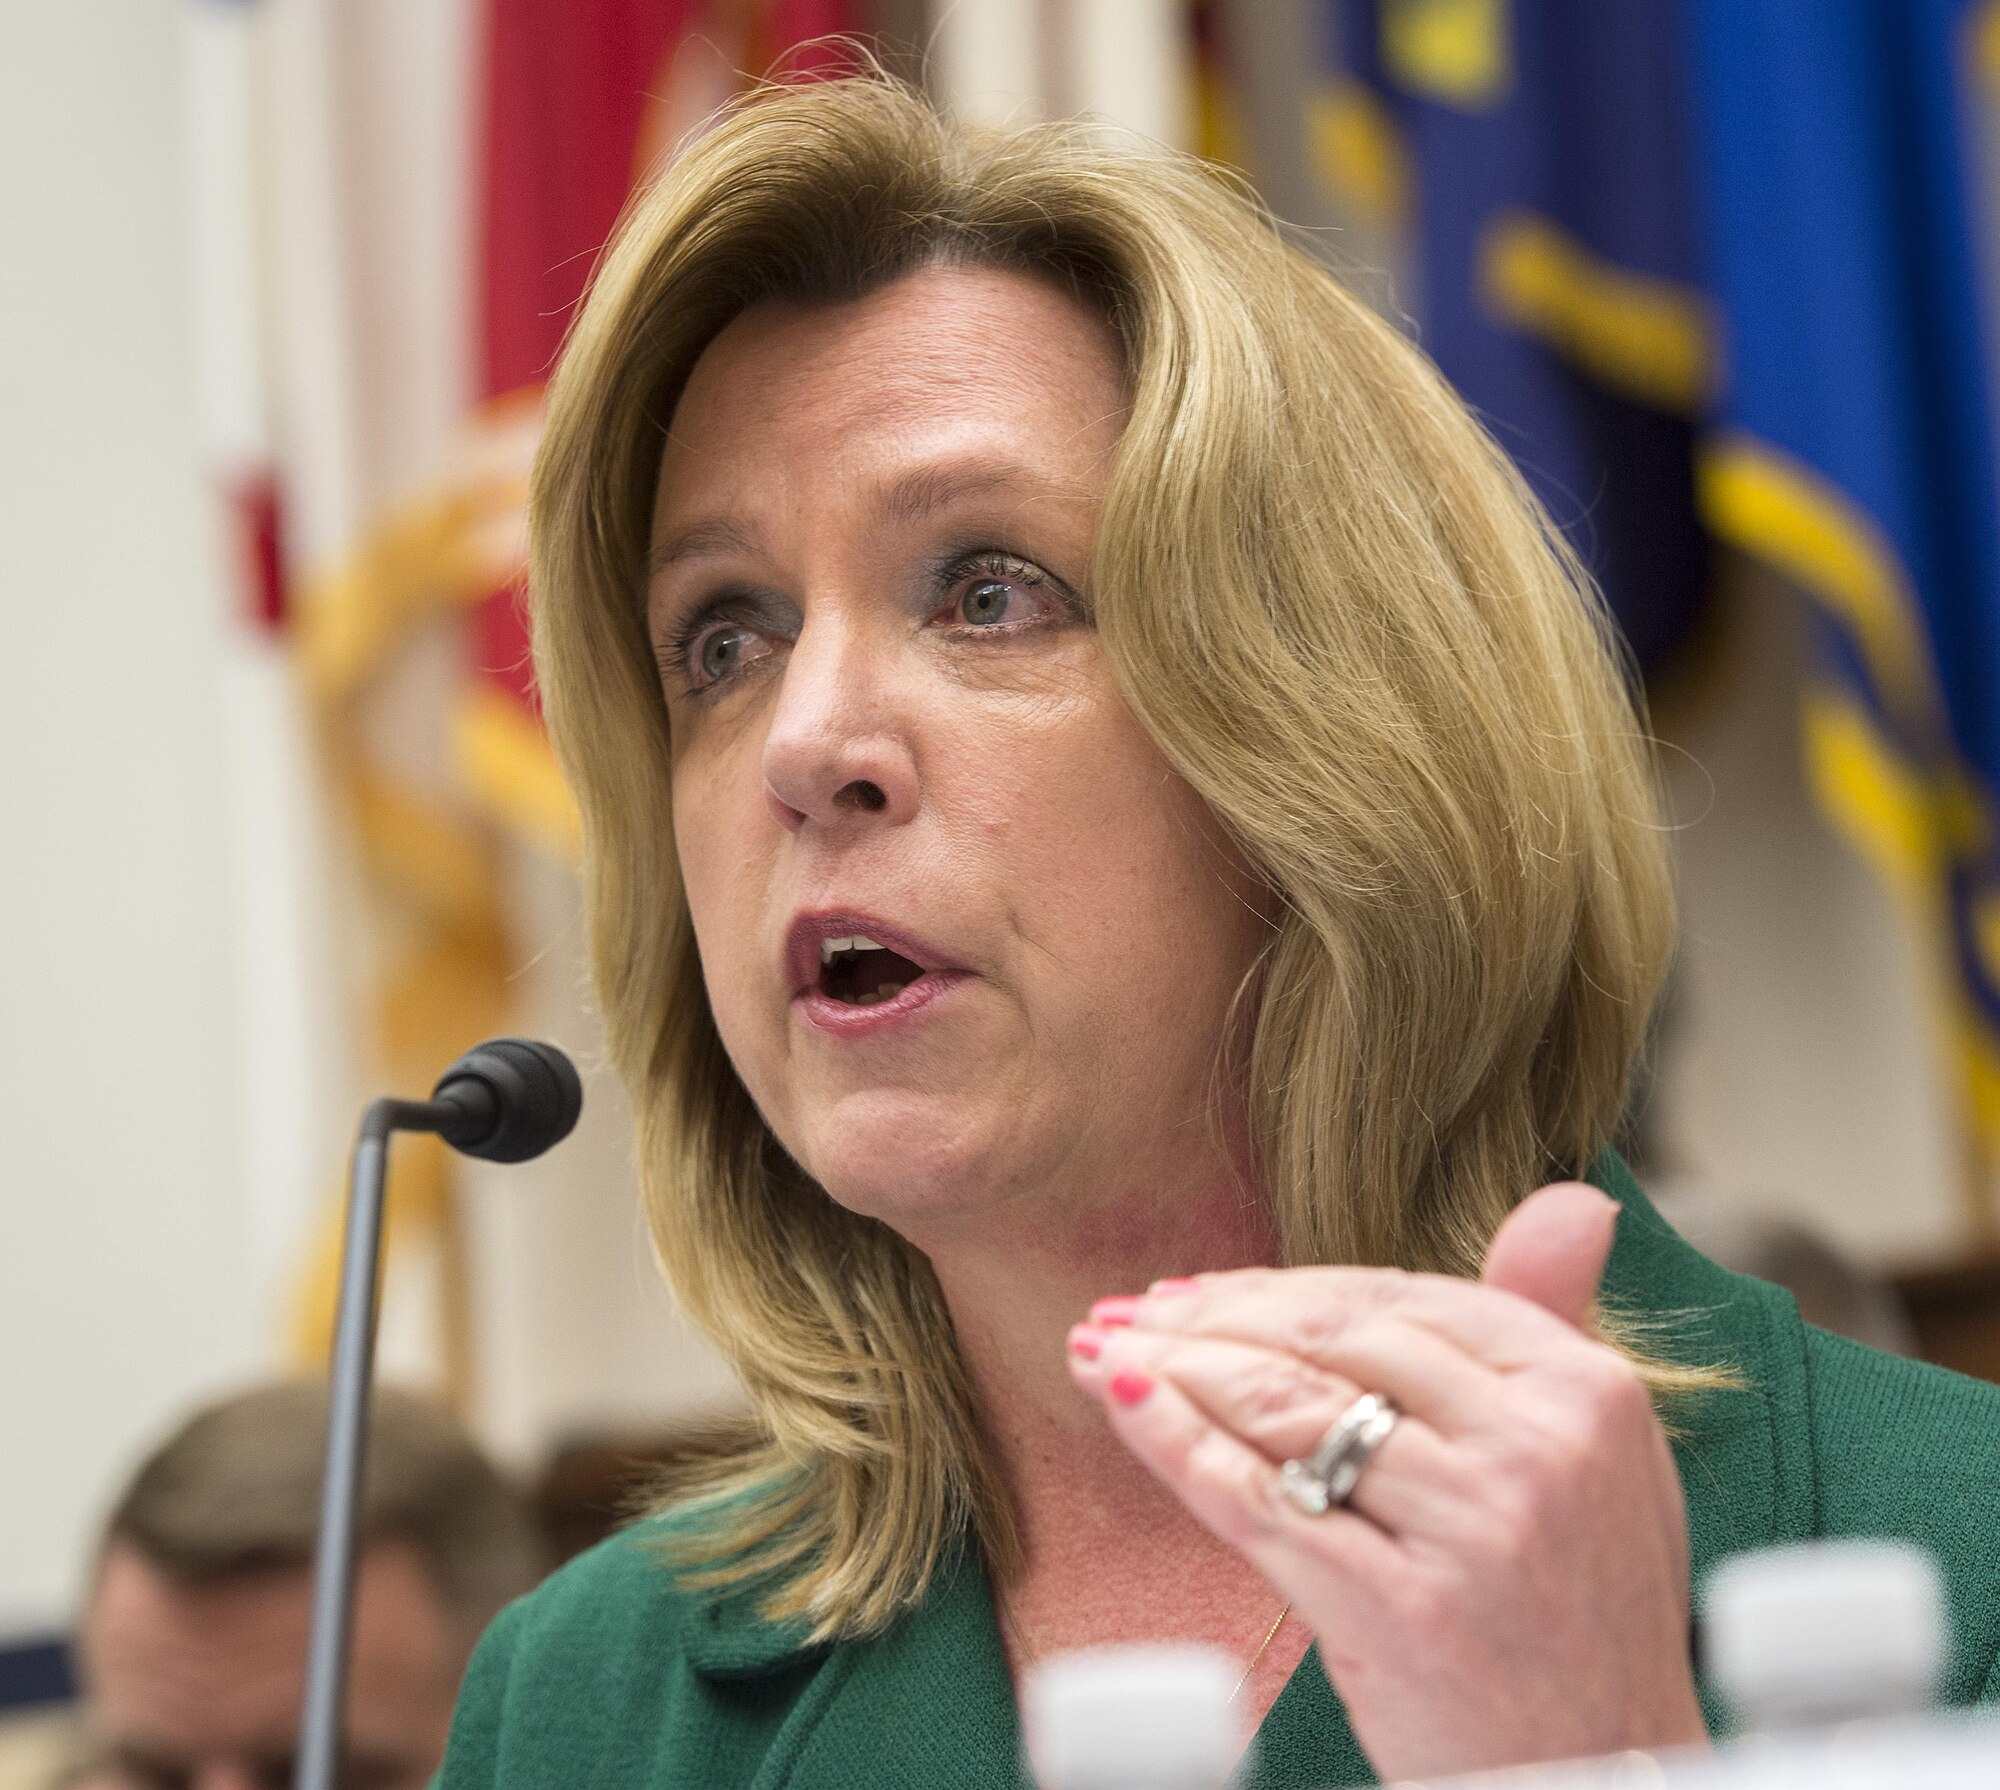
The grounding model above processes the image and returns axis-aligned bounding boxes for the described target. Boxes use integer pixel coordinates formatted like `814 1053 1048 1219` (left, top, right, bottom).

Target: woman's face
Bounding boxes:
648 264 1270 1246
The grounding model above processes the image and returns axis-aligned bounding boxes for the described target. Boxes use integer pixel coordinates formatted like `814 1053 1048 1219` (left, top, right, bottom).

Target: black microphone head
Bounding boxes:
431 1037 583 1162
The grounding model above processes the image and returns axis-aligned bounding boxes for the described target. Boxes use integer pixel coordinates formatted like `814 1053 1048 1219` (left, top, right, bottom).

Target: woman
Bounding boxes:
441 74 2000 1786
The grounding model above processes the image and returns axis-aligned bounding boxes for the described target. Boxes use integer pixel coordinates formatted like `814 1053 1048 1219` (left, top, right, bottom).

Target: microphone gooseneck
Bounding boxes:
295 1039 581 1790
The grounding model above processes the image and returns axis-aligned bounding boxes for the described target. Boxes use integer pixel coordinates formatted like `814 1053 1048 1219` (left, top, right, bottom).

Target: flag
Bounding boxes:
1690 0 2000 1226
1315 0 1714 680
1309 1 2000 1227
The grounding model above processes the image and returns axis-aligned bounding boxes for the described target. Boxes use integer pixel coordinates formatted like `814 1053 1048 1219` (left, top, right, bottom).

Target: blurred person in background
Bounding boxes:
73 1382 539 1790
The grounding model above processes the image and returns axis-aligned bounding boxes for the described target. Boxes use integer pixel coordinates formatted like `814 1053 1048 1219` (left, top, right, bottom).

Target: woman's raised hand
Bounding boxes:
1064 1183 1709 1781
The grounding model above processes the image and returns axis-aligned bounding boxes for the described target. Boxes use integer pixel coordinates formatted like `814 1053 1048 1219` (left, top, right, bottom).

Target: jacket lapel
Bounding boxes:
742 1545 1025 1790
1241 1651 1372 1788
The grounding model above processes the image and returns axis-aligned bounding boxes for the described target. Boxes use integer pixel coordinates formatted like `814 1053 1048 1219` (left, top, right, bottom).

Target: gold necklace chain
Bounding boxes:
1002 1598 1294 1708
1228 1599 1294 1706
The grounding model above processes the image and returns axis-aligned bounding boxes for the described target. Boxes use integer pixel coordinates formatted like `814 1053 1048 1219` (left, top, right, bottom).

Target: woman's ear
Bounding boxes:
1478 1181 1619 1333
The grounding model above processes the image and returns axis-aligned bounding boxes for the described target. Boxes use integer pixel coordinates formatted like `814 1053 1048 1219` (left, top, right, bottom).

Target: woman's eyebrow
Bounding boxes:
649 516 762 577
649 462 1077 579
878 462 1045 525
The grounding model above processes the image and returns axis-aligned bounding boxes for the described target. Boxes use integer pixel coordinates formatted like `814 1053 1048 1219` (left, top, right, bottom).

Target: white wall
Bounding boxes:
0 0 262 1632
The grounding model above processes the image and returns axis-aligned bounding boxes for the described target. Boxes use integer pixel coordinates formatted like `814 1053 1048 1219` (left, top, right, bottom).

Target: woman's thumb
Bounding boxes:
1479 1181 1620 1332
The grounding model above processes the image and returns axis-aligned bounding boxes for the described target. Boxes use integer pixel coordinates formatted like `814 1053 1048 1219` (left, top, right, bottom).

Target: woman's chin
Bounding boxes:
789 1092 1045 1235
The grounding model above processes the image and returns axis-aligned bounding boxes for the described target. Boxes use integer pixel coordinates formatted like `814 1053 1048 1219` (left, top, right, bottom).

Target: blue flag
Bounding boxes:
1691 0 2000 1186
1319 0 2000 1202
1319 0 1714 678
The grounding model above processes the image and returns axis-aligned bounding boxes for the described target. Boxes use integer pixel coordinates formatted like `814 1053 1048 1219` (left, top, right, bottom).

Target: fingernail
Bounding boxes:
1089 1296 1141 1328
1149 1276 1200 1294
1107 1369 1155 1407
1067 1324 1105 1361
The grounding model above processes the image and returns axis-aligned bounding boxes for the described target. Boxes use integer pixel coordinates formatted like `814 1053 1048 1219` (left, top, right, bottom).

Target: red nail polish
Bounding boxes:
1067 1325 1104 1361
1090 1296 1140 1327
1107 1369 1155 1407
1150 1276 1200 1294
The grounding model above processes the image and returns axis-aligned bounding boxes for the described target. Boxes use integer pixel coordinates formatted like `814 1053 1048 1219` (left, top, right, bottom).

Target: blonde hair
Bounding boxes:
532 72 1691 1638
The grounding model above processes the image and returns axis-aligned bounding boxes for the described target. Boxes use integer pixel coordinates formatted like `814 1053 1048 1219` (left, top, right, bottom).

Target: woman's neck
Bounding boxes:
921 1163 1288 1665
933 1160 1276 1458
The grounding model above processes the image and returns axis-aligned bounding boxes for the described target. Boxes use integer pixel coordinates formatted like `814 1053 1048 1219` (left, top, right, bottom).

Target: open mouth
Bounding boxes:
817 934 927 1007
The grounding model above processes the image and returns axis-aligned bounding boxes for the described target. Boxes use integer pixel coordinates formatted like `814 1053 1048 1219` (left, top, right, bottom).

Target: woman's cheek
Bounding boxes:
674 782 782 1069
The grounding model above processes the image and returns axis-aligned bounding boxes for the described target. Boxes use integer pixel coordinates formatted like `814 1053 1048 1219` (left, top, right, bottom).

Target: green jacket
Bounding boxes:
439 1157 2000 1788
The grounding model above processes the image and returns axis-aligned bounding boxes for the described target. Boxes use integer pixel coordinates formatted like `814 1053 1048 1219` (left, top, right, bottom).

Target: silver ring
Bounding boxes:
1275 1392 1400 1515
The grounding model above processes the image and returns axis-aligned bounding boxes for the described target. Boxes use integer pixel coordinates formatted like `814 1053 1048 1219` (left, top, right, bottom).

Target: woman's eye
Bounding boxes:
690 623 767 685
959 579 1023 625
943 556 1057 629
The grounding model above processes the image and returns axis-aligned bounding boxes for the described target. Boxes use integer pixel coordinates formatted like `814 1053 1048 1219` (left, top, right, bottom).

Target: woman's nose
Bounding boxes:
760 620 919 832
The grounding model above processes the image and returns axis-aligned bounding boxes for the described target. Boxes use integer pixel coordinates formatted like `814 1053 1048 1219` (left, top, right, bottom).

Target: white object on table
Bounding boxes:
1025 1644 1244 1790
1703 1539 1947 1730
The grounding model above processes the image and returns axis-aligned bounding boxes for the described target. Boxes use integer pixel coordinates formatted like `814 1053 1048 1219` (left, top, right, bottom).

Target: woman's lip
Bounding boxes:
793 968 972 1035
783 910 967 996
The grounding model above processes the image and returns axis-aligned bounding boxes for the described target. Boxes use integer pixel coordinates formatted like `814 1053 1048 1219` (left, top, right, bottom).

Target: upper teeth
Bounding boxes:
820 935 887 964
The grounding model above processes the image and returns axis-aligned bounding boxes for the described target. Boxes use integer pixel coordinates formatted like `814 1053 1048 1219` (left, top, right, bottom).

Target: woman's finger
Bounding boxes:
1071 1324 1467 1535
1122 1259 1606 1379
1478 1183 1618 1331
1086 1298 1500 1440
1076 1348 1405 1597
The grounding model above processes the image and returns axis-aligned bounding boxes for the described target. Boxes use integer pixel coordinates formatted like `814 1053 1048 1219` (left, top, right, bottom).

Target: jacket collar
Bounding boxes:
679 1575 827 1679
685 1541 1027 1790
1592 1151 1817 1580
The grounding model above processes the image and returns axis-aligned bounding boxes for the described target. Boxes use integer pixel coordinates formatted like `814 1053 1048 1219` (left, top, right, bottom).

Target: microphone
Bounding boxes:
430 1036 584 1162
295 1039 582 1790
